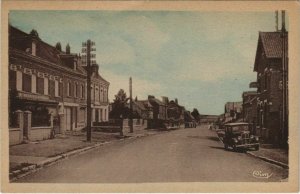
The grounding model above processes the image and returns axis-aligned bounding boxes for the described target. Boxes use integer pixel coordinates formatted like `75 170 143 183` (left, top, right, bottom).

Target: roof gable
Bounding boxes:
254 31 288 71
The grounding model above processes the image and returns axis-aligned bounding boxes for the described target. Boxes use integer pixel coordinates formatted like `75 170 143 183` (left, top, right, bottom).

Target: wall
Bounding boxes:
30 127 52 141
9 128 22 145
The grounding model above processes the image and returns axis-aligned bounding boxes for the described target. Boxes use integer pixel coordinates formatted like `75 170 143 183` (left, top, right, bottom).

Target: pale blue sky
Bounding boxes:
9 11 287 115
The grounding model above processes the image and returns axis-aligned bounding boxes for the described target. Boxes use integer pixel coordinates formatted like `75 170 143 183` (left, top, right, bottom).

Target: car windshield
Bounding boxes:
231 125 249 133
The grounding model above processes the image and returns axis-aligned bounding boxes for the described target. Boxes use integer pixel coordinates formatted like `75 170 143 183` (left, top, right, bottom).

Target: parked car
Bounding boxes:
223 122 259 151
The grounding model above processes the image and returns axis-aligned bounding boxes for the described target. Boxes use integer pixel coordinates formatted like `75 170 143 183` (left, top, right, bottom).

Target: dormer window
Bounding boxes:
32 41 36 56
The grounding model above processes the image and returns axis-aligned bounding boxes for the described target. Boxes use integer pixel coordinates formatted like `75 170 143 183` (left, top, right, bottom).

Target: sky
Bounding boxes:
9 11 287 115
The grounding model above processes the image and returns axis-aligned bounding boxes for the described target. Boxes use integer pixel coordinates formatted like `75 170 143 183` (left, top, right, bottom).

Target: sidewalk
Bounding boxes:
246 144 288 169
215 130 288 169
9 126 165 180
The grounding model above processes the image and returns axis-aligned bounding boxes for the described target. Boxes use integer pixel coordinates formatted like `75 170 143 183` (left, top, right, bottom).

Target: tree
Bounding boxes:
109 89 130 136
110 89 129 119
191 108 200 122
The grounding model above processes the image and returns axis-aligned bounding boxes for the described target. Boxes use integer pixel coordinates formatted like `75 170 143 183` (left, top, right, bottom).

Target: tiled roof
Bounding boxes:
133 101 147 111
259 32 288 58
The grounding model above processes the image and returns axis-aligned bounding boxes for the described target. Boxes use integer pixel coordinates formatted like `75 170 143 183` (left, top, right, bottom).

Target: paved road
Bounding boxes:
16 125 288 183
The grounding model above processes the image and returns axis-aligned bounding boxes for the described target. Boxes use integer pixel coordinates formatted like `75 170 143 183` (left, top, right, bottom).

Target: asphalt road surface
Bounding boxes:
16 125 288 183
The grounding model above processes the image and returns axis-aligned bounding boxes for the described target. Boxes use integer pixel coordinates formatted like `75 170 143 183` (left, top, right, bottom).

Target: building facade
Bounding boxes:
9 26 109 137
252 30 288 146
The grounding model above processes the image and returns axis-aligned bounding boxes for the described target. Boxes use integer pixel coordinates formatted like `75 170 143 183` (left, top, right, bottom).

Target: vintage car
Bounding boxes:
223 122 259 151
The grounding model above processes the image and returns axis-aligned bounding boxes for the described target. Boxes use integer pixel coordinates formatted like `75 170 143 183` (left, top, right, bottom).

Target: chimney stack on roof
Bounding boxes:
175 98 178 104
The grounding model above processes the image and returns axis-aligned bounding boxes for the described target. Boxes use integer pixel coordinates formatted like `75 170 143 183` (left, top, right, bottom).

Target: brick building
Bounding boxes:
242 91 258 132
252 30 288 146
9 26 109 143
223 101 243 123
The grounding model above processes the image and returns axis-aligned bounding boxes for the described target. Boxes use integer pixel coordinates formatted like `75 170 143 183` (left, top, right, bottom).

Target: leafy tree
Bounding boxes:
110 89 129 119
191 108 200 122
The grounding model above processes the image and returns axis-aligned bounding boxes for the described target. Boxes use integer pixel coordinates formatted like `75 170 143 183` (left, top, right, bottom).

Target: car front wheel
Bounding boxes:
224 144 228 150
232 144 237 152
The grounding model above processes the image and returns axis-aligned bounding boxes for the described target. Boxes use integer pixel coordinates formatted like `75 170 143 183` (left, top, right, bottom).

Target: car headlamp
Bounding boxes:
250 135 254 139
237 136 242 141
255 137 259 141
233 138 238 143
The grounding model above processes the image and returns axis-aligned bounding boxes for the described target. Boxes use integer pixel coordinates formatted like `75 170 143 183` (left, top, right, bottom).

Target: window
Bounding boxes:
44 78 49 95
67 82 71 97
22 74 32 92
9 70 16 91
74 83 77 98
81 84 84 98
59 82 63 97
95 86 99 101
91 85 94 101
54 80 59 97
32 42 36 56
36 77 44 94
100 88 103 102
49 80 55 97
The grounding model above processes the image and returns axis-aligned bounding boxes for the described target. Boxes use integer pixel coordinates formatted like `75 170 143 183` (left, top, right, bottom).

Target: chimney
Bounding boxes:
175 98 178 104
281 10 286 32
91 64 99 74
275 10 279 31
148 95 155 100
66 43 70 54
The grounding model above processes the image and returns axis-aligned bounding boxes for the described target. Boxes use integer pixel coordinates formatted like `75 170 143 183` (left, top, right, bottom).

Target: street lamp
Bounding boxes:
82 40 96 142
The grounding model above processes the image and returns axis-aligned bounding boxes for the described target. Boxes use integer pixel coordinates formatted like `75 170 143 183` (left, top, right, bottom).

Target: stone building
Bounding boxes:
9 25 109 143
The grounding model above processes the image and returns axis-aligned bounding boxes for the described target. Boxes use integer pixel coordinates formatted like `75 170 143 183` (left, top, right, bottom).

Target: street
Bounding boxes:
16 125 288 183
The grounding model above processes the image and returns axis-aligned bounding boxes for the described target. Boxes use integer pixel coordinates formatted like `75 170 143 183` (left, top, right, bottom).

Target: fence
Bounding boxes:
9 110 54 145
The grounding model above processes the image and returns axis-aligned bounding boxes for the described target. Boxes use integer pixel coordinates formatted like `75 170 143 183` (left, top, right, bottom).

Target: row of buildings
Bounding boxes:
120 95 196 129
9 25 110 143
222 12 289 148
8 25 198 145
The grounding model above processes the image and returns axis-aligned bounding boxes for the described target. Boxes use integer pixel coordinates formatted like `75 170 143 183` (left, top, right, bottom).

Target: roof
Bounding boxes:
149 98 165 106
254 31 288 71
133 101 147 111
9 25 108 83
225 122 249 126
260 32 288 58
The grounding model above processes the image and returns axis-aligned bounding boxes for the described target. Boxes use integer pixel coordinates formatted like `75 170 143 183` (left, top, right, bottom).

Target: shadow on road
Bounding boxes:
187 135 220 142
209 146 225 150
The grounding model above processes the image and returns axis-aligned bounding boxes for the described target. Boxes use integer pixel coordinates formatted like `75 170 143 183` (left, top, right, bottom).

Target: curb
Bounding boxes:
10 132 160 182
214 132 288 170
246 151 289 169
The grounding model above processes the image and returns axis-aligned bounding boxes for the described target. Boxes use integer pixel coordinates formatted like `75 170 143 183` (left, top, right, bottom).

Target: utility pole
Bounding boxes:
129 77 133 133
82 40 96 142
280 10 288 147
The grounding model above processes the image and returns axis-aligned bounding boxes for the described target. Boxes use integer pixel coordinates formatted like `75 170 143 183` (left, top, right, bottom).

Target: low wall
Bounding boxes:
30 127 52 141
123 119 146 128
9 128 22 146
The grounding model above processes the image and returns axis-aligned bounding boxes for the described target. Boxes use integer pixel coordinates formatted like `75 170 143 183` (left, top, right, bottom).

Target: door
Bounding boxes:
95 109 99 123
65 107 72 131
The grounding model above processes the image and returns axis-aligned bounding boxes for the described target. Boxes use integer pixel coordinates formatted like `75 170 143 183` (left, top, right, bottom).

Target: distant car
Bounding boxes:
223 122 259 151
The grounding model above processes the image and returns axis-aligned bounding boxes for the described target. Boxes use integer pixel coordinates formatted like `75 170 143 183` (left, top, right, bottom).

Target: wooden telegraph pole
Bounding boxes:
82 40 96 142
281 10 288 147
129 77 133 133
